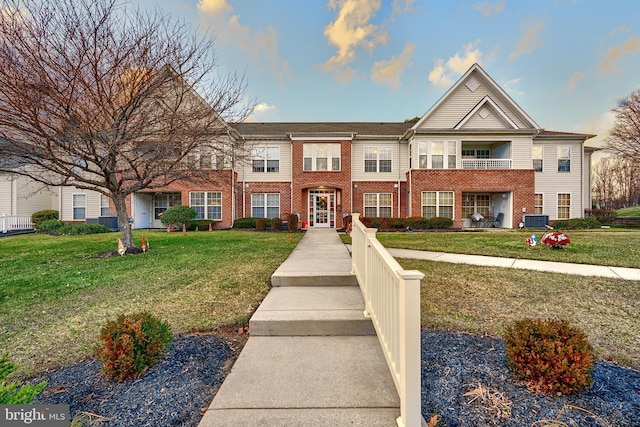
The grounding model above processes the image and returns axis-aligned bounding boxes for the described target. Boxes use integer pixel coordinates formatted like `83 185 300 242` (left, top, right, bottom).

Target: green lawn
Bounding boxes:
0 230 301 379
371 229 640 268
617 206 640 216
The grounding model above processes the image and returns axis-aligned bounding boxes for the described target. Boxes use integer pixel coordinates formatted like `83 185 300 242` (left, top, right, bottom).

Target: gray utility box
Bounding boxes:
523 214 549 229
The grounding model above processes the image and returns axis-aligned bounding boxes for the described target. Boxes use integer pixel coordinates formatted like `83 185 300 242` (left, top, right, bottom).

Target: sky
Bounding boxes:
136 0 640 150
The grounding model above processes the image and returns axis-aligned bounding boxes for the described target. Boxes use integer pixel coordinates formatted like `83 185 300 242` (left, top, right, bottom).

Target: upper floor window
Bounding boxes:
364 193 392 217
303 143 340 171
532 146 543 172
419 141 456 169
364 147 392 173
421 191 454 219
73 194 86 220
190 191 222 220
557 145 570 172
252 147 280 173
100 194 110 216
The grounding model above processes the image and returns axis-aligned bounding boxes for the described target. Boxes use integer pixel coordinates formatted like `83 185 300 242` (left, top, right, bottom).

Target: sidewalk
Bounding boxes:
384 248 640 281
199 229 401 427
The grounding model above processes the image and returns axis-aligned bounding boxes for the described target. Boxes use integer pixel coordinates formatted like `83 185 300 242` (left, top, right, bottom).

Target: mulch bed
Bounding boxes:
32 329 639 426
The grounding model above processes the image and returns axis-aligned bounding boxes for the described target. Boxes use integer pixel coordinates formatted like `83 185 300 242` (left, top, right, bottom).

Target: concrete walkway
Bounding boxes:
199 229 400 427
384 248 640 281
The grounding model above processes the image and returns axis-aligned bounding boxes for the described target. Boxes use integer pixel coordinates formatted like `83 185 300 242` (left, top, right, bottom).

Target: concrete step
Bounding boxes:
271 271 357 287
199 336 400 427
250 286 374 336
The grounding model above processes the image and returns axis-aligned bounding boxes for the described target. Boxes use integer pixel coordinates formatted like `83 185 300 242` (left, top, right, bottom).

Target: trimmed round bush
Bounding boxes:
159 205 197 229
31 210 59 229
95 312 173 382
504 318 595 394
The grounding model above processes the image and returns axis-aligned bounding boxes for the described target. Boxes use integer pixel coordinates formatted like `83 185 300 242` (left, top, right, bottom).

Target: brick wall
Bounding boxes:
409 169 535 228
236 181 292 220
291 140 352 223
351 181 407 217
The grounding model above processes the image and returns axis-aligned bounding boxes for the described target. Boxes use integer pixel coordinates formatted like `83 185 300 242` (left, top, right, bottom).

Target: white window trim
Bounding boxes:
364 147 392 173
252 146 280 173
303 143 341 172
534 193 544 215
72 193 86 220
557 192 571 219
251 193 281 219
189 191 222 221
363 193 393 217
557 145 571 173
532 146 544 172
100 194 110 216
421 191 455 219
418 141 457 169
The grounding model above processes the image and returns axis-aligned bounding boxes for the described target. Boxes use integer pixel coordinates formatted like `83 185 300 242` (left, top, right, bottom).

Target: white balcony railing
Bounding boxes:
461 158 512 169
350 213 424 427
1 214 33 233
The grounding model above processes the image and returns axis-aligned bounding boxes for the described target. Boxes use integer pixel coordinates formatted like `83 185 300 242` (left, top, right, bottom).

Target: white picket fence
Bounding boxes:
1 214 33 233
350 213 424 427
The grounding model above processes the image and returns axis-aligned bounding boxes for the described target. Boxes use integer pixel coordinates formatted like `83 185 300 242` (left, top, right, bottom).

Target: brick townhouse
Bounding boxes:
2 64 597 229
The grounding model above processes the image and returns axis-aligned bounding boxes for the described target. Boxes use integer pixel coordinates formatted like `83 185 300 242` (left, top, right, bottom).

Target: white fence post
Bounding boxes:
1 214 7 233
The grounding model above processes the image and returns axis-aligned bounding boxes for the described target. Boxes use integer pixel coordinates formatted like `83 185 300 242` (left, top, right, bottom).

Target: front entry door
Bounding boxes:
308 190 335 228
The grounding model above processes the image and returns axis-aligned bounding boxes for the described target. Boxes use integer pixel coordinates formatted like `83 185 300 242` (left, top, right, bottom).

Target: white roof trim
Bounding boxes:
412 63 540 130
454 96 519 130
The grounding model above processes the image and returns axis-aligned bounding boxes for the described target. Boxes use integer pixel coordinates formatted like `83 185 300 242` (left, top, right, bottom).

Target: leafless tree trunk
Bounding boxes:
0 0 252 249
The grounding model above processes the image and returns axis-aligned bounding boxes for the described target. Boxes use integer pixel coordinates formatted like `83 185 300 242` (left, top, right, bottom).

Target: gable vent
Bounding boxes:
466 76 480 92
479 108 489 119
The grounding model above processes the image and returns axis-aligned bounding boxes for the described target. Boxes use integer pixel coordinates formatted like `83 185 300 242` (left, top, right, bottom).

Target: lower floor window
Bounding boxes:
422 191 454 219
364 193 392 217
252 193 280 218
535 193 543 215
190 191 222 220
462 193 490 219
557 193 570 219
73 194 86 220
154 193 181 220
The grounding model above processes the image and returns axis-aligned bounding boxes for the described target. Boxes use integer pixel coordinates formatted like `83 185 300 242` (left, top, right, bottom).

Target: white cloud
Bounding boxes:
246 102 277 122
391 0 417 16
371 42 415 89
428 42 483 88
599 35 640 73
472 0 505 18
197 1 292 85
509 18 545 59
566 72 584 91
322 0 386 72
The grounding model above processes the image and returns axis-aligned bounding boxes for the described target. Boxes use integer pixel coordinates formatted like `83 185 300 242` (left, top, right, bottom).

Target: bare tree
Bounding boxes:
592 157 617 209
0 0 252 249
607 90 640 162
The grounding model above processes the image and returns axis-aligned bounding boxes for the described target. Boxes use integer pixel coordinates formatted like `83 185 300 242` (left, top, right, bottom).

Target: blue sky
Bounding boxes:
140 0 640 149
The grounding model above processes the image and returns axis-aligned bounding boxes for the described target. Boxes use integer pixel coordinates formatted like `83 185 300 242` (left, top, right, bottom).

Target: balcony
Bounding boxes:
461 158 512 169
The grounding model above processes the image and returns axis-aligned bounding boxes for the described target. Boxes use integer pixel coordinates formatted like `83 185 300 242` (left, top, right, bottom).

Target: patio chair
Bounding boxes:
493 212 504 228
470 212 484 228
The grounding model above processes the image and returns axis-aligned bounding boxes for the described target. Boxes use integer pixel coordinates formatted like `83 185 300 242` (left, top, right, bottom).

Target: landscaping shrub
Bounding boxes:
95 312 173 383
31 209 59 229
389 217 408 229
408 217 430 230
359 216 373 227
504 318 594 395
380 217 391 231
287 214 299 232
61 223 110 235
271 217 283 231
429 216 454 229
159 205 197 229
37 219 64 233
256 218 267 231
584 209 617 224
0 354 47 404
554 217 601 230
233 217 256 228
190 220 217 231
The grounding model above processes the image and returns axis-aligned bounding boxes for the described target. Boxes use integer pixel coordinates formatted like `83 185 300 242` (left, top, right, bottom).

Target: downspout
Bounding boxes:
397 136 401 218
58 186 63 219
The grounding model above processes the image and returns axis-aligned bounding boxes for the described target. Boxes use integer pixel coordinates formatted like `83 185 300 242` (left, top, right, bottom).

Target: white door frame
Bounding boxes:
308 189 336 228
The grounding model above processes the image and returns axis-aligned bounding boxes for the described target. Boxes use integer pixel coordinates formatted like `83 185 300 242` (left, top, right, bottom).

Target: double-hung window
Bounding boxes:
535 194 543 214
532 146 543 172
252 193 280 218
73 194 86 220
364 147 392 172
252 147 280 173
303 143 341 171
557 146 570 172
419 141 456 169
364 193 392 217
190 191 222 220
100 194 110 216
557 193 570 219
421 191 454 219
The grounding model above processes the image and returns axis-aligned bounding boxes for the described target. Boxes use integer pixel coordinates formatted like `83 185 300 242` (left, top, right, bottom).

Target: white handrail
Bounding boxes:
1 214 33 233
350 213 424 427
